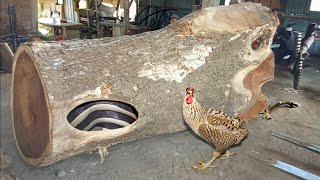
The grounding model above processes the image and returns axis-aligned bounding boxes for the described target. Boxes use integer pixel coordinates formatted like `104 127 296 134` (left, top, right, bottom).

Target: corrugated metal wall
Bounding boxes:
136 0 194 29
283 0 320 56
139 0 194 13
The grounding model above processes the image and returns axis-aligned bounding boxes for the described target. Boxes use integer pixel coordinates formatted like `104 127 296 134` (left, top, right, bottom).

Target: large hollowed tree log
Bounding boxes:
12 3 278 167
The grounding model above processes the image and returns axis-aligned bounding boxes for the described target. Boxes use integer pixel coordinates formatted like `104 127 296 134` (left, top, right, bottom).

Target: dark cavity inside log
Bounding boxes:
67 100 139 131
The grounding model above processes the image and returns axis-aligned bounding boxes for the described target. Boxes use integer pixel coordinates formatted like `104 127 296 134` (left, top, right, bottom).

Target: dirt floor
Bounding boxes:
1 57 320 180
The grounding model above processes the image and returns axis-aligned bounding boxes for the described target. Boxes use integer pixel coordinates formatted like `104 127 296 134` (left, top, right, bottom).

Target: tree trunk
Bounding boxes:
11 3 278 167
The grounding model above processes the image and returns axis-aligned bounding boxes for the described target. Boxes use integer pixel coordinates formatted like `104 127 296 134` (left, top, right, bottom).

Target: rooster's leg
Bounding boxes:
193 157 216 170
220 150 235 159
192 151 221 171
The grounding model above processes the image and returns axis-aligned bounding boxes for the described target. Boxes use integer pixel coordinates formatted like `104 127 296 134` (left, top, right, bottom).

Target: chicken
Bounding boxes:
182 87 248 170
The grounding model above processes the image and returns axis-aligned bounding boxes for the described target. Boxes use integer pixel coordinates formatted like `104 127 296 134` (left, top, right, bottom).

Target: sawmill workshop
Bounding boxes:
0 0 320 179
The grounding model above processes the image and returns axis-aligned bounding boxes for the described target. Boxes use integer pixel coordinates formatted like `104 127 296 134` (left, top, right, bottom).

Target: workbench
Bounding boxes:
100 21 124 37
39 21 84 40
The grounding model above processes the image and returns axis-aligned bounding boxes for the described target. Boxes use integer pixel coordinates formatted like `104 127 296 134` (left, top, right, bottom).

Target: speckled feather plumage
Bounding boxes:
183 96 248 153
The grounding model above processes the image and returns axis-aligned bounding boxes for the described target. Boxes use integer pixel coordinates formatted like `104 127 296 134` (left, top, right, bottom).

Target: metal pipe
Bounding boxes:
271 160 320 179
7 5 18 53
269 131 320 154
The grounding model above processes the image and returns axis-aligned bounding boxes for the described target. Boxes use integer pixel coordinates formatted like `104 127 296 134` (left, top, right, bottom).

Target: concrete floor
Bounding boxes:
1 57 320 180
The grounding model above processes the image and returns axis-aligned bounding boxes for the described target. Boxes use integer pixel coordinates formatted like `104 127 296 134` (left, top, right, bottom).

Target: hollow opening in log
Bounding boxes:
67 100 139 131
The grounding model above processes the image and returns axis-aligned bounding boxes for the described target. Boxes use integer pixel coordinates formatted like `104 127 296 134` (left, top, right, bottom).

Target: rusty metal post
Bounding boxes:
7 5 18 53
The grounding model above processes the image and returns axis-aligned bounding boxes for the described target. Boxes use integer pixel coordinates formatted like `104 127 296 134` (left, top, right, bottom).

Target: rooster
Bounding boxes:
183 87 248 170
182 87 299 170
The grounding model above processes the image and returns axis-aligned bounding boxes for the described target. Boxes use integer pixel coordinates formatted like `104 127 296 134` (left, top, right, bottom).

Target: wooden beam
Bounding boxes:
30 0 38 32
95 0 102 37
123 0 129 34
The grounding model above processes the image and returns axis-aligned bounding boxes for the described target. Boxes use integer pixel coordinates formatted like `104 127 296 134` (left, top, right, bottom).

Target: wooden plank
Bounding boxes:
61 23 84 29
39 22 84 29
62 28 81 40
100 22 124 37
0 43 14 73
